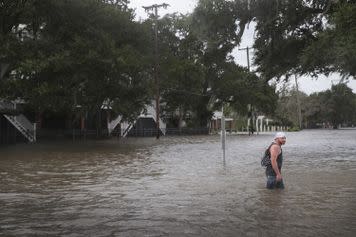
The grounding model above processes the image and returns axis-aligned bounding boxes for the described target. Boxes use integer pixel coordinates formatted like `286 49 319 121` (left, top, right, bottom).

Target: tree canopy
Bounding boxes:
0 0 151 122
274 83 356 128
4 0 353 132
238 0 356 80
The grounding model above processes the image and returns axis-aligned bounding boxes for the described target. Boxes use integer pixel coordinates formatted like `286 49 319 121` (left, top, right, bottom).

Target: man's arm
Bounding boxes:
270 145 282 181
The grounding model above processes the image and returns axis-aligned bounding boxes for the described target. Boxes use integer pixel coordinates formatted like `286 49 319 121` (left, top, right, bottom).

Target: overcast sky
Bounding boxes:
129 0 356 95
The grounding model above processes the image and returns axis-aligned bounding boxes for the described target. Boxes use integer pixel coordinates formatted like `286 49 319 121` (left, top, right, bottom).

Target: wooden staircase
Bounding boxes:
0 101 36 142
108 101 166 138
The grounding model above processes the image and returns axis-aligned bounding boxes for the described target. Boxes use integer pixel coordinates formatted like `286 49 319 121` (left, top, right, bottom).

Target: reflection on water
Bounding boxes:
0 130 355 236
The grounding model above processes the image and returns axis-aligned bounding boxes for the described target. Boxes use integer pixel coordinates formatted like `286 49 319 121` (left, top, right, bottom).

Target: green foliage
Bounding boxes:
191 0 239 57
276 83 356 128
329 83 356 127
248 0 326 79
287 127 301 132
302 90 333 127
0 0 150 123
175 0 279 126
238 0 356 80
274 86 307 127
212 62 277 115
302 2 356 77
1 0 281 131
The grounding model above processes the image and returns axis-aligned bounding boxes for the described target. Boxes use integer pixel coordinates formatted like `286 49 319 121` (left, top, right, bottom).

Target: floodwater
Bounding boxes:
0 130 355 237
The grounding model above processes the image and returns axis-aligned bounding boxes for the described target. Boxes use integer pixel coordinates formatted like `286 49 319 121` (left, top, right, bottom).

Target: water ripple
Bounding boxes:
0 130 355 236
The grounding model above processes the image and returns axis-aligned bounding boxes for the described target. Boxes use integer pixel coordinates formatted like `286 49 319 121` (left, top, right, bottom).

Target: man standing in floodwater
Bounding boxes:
265 132 286 189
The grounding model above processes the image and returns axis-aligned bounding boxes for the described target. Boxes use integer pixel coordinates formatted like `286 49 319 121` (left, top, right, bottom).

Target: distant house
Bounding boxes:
210 111 234 132
108 101 166 137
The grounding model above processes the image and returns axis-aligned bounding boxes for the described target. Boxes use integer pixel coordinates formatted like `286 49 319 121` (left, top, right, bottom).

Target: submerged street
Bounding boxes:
0 130 355 236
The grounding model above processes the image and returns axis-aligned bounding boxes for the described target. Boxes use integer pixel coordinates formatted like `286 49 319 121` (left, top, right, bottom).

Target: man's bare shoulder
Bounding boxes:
270 143 281 153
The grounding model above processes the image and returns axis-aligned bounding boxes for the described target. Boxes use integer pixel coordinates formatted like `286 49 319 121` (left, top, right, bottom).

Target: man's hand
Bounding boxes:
276 174 282 182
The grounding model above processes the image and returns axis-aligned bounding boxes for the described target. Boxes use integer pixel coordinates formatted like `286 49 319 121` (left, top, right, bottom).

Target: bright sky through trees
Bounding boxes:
129 0 356 94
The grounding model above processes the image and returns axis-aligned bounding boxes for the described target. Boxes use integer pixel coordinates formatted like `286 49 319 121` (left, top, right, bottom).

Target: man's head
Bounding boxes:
274 132 286 145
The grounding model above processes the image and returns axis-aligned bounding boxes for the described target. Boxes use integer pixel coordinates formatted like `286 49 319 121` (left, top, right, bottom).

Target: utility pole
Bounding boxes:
295 75 302 129
239 46 252 134
239 46 251 72
143 3 169 139
221 105 226 162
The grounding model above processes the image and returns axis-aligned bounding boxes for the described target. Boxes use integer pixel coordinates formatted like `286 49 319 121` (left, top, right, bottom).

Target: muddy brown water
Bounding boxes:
0 129 355 236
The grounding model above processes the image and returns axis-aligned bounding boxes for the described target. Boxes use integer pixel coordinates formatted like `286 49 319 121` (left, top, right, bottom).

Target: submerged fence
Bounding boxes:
126 127 209 137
